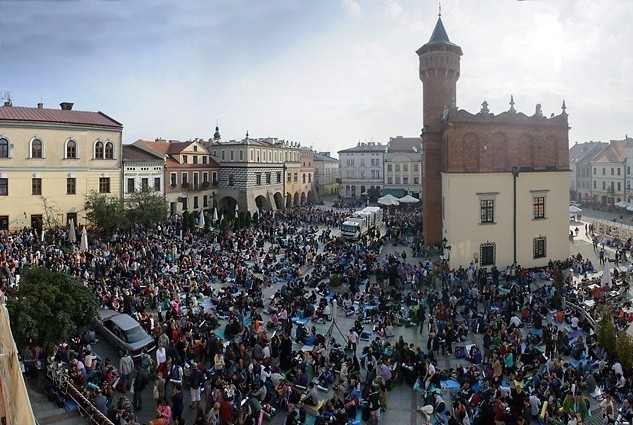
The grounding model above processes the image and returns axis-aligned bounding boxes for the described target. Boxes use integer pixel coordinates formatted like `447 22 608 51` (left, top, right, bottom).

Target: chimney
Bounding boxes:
37 102 43 109
3 101 11 107
60 102 74 110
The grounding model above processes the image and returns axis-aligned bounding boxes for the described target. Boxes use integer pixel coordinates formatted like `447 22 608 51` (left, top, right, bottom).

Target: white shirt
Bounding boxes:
612 362 624 377
156 346 167 365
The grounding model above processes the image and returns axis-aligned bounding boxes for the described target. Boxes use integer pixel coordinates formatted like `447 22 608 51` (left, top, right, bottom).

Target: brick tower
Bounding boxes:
417 15 462 244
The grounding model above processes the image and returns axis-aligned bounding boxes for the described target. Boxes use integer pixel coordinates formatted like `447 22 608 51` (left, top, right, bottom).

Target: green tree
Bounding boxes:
84 191 126 233
598 309 617 358
616 332 633 374
125 186 168 227
220 217 228 233
6 267 98 354
367 187 380 203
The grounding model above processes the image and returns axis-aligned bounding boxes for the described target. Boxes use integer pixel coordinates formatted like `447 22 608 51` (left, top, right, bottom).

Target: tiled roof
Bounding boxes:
388 137 420 152
338 143 386 154
0 105 122 128
122 145 163 162
314 152 338 162
133 139 219 168
593 140 625 163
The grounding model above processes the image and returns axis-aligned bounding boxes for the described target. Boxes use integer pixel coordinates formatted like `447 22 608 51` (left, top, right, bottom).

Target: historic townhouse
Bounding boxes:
383 136 422 199
338 142 385 198
590 140 626 206
134 138 219 216
205 131 290 213
0 101 122 231
121 145 164 199
569 141 607 203
299 147 316 204
313 151 339 197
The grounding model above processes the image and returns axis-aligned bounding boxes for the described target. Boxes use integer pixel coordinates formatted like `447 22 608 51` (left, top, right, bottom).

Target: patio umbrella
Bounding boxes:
626 205 633 212
377 196 399 206
198 210 206 228
616 200 629 208
398 194 420 203
213 207 218 223
602 261 612 287
68 218 77 243
235 203 239 219
569 205 582 214
80 227 88 252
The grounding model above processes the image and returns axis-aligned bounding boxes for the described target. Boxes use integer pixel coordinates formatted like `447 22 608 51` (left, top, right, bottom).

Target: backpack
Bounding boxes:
171 365 182 383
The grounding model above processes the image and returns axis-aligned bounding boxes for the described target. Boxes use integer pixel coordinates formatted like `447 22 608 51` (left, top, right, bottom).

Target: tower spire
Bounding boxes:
438 3 441 18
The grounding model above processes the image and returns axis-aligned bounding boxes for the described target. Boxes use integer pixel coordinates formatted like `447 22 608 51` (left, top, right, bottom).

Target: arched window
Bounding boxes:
31 139 43 158
66 140 77 159
95 141 104 159
0 138 9 158
104 142 114 159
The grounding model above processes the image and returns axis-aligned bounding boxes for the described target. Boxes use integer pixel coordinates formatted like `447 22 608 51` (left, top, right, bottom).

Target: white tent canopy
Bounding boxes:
616 200 630 208
377 196 399 206
569 205 582 213
397 194 420 203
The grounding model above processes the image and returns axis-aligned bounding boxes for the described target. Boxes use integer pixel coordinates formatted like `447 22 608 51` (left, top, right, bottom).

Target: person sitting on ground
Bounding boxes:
304 382 319 406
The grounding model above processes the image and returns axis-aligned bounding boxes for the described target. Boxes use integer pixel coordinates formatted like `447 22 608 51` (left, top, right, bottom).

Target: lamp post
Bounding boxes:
512 167 520 265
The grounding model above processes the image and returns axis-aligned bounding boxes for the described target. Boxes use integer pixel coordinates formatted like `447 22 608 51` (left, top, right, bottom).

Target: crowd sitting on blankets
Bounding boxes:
7 205 633 425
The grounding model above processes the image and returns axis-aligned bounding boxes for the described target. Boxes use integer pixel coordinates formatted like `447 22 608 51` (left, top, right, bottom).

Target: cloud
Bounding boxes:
342 0 363 18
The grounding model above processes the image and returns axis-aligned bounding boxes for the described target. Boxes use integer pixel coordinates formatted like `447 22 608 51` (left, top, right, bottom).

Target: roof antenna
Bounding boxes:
438 3 441 18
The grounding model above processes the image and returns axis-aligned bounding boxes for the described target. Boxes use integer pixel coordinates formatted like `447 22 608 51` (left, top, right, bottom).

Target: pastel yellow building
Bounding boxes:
0 102 122 231
442 171 570 269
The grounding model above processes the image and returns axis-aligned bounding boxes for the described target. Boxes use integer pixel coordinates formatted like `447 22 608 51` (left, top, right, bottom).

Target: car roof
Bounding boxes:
98 310 141 332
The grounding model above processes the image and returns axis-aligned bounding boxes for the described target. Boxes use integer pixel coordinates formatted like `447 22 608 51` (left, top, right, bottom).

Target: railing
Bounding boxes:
563 300 598 332
64 381 114 425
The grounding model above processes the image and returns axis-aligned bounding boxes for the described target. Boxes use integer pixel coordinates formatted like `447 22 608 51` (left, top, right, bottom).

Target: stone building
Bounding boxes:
121 144 164 198
383 136 422 199
0 101 122 231
338 142 385 198
313 151 339 197
418 15 570 268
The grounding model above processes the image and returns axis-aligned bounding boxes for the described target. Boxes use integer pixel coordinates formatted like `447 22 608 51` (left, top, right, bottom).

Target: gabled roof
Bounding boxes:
314 152 338 162
388 137 420 153
570 142 607 164
338 142 386 154
122 144 163 162
0 105 122 129
593 140 625 163
133 139 219 168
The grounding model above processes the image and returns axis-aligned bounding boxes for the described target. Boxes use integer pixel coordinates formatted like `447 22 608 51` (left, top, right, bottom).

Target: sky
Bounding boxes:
0 0 631 156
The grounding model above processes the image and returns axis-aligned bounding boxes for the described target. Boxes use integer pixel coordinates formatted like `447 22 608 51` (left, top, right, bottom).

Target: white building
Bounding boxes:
338 142 386 198
121 145 164 198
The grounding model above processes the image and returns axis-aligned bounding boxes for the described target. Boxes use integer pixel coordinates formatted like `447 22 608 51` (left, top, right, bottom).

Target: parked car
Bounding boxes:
95 309 155 357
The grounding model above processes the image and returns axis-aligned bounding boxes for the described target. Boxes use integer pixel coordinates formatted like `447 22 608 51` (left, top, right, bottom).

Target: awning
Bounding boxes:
381 188 406 198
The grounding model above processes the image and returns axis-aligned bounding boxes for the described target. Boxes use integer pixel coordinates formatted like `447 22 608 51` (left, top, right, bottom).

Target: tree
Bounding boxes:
125 186 168 227
245 211 252 228
616 332 633 374
84 191 126 233
367 187 380 203
598 309 617 359
40 196 62 229
6 267 98 354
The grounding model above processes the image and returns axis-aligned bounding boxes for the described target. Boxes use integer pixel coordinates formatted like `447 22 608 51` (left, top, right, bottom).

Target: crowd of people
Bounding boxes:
4 203 633 425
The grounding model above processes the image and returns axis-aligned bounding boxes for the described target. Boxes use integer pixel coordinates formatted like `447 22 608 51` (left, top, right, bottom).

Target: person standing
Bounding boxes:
132 364 148 412
188 362 203 411
119 351 134 391
347 328 358 354
171 384 184 424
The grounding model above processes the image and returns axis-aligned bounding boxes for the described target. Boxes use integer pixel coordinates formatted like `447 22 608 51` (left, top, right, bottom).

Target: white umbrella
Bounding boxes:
80 227 88 251
569 205 582 213
626 205 633 212
198 210 206 228
68 218 77 243
398 194 420 203
602 261 612 287
213 207 218 223
377 196 400 206
616 201 629 208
